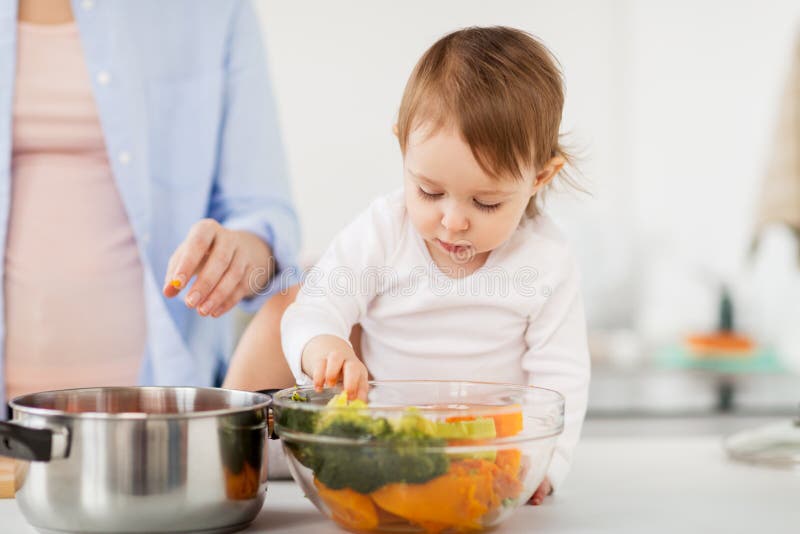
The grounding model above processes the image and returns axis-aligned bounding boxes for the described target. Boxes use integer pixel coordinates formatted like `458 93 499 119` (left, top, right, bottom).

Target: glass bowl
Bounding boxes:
272 380 564 533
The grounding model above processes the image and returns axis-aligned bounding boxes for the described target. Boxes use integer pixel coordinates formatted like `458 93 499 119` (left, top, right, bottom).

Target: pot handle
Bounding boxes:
0 421 70 462
256 389 282 440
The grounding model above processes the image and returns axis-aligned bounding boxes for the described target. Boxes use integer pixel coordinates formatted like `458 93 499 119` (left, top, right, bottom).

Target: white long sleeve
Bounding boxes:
281 194 401 382
522 251 591 490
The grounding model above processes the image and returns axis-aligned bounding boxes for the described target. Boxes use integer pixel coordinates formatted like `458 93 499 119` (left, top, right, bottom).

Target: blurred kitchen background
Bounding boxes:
251 0 800 426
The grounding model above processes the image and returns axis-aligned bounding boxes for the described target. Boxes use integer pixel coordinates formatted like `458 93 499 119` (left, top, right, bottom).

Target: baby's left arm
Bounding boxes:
521 252 591 492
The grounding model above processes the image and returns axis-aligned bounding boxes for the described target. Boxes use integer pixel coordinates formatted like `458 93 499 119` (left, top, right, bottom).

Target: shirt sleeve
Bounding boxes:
209 0 302 313
281 197 397 384
522 251 591 491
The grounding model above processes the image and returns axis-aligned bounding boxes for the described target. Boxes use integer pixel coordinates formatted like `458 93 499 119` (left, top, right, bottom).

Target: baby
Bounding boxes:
281 26 590 502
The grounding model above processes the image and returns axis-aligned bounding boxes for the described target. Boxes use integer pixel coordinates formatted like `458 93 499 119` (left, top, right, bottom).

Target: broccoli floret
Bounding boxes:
383 409 450 485
290 390 308 402
377 424 449 486
278 404 317 434
277 388 318 434
280 392 450 493
314 432 448 493
312 396 449 493
315 393 388 437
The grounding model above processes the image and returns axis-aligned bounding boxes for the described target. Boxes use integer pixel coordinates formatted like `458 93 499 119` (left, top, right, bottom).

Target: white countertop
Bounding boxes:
2 435 799 534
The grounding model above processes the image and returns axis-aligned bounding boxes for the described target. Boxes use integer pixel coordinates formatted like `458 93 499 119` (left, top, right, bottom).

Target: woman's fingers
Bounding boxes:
167 219 220 304
211 287 249 318
162 222 272 318
196 254 247 316
184 230 235 310
162 245 184 297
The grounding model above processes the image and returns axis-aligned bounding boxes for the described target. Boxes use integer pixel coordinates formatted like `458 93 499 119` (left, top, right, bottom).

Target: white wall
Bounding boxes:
625 1 800 343
254 1 800 343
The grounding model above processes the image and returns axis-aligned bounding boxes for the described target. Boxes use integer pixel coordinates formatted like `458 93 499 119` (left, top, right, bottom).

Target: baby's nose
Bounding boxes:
441 207 469 232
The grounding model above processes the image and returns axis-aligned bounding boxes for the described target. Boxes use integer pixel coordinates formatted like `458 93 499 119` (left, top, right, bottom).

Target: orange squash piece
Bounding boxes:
491 408 523 438
314 478 379 531
370 459 499 532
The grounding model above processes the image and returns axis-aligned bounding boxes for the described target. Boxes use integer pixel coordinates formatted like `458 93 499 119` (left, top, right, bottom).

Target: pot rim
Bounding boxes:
8 386 272 420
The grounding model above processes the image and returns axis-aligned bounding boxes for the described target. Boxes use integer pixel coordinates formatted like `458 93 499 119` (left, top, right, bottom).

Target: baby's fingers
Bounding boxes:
355 371 369 402
343 360 366 400
312 358 328 392
528 477 552 506
324 352 346 388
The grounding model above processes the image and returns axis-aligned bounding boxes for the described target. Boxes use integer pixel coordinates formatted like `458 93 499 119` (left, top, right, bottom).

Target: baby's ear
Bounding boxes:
392 124 399 137
533 155 565 193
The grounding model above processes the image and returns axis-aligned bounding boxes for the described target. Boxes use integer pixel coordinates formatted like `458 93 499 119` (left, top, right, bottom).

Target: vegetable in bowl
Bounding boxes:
278 391 450 493
273 381 563 533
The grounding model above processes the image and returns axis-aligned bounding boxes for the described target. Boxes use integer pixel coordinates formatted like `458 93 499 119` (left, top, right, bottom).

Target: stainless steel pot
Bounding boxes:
0 386 275 534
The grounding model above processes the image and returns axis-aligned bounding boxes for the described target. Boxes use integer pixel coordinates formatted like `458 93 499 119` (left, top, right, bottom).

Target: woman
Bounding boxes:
0 0 300 410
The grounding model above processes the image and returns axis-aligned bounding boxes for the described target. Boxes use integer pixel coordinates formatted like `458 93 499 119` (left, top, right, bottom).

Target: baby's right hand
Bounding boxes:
301 335 369 400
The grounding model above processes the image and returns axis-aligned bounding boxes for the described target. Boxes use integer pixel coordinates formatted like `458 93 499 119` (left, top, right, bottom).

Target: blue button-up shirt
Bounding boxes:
0 0 301 405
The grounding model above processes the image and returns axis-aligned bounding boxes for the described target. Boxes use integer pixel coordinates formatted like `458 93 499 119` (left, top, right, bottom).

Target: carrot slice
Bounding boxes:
315 478 379 531
370 459 498 531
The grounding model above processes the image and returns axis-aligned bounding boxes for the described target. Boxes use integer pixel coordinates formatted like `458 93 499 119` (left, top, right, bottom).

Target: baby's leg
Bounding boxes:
223 284 301 391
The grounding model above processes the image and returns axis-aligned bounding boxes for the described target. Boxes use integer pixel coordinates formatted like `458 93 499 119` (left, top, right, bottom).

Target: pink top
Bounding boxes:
4 22 145 401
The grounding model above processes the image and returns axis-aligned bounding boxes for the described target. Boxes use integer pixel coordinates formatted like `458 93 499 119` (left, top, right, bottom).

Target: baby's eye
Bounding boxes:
417 186 443 200
474 199 502 212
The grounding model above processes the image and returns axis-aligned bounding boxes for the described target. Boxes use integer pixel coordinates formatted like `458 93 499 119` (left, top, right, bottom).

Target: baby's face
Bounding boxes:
403 126 536 273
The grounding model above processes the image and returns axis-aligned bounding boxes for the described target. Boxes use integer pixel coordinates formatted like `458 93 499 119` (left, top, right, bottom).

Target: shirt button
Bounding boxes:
81 0 94 10
119 151 132 165
96 71 111 86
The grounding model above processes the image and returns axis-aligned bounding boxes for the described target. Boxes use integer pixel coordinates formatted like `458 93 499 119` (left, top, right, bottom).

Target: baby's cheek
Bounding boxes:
407 204 435 235
484 217 518 247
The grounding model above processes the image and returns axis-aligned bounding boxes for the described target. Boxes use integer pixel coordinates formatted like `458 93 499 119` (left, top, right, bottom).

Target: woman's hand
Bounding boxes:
528 477 552 505
163 219 274 317
302 334 369 400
